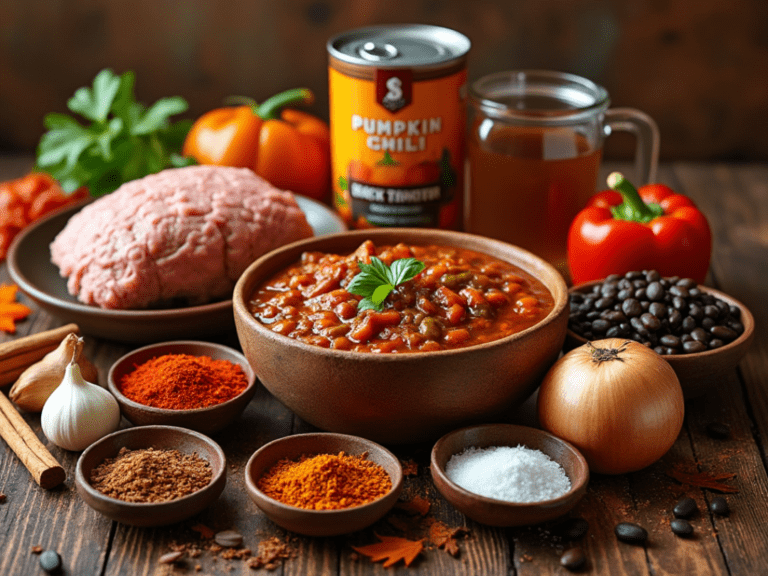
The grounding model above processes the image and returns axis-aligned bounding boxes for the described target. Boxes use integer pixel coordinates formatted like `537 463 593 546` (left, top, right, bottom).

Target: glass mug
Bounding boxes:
465 70 659 278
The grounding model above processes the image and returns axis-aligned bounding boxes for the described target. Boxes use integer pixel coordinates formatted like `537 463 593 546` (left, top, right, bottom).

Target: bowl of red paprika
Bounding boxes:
107 341 257 434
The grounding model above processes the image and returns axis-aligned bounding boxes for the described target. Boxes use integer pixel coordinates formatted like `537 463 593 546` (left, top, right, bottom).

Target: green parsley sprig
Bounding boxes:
346 257 425 312
35 68 195 197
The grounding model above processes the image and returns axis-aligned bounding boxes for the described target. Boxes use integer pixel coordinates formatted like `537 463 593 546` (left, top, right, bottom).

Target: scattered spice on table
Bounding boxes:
118 353 248 410
191 523 215 539
445 445 572 503
0 283 32 334
89 447 212 502
247 536 296 570
257 451 392 510
0 492 6 503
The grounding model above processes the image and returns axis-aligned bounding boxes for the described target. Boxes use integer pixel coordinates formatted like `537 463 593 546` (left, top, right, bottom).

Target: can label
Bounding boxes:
329 66 466 229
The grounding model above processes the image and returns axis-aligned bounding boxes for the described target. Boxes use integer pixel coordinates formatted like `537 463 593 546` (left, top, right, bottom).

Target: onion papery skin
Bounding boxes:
537 338 684 475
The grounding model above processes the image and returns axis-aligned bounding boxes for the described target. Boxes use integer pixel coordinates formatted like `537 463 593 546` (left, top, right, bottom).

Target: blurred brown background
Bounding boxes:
1 0 766 160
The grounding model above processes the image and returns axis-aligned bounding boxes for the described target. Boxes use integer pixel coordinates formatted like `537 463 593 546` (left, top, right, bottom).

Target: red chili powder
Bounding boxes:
119 353 248 410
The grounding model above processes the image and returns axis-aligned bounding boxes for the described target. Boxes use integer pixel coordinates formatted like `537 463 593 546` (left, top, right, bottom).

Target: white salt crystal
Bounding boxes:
445 445 571 503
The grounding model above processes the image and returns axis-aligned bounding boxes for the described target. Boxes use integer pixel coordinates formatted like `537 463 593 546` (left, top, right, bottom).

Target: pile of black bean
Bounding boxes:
569 270 745 355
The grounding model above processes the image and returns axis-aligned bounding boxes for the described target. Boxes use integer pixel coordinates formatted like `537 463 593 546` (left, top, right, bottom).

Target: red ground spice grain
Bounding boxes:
257 451 392 510
118 353 248 410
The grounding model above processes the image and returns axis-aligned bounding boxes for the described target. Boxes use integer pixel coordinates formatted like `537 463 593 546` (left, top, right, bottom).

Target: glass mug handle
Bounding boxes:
604 108 660 185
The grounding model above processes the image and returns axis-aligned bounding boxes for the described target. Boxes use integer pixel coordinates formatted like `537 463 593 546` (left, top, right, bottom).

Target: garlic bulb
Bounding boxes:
41 354 121 451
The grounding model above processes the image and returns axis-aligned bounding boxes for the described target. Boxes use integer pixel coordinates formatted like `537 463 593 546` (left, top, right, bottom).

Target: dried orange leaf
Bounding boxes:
428 520 468 557
0 284 31 333
0 283 18 303
394 495 431 516
667 468 738 493
191 523 215 539
352 534 424 568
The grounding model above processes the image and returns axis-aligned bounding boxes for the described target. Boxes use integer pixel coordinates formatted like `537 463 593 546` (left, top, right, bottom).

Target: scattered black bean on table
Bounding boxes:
710 496 731 516
670 518 694 537
569 271 745 354
39 550 62 573
614 522 648 544
560 547 587 571
557 517 590 540
706 422 732 439
673 497 699 519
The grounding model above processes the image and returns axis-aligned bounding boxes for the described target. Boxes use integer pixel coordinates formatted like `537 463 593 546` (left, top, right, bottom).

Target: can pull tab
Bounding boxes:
359 41 399 61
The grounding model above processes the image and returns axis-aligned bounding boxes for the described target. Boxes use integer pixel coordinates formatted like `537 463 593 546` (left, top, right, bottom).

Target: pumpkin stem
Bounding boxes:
587 340 630 364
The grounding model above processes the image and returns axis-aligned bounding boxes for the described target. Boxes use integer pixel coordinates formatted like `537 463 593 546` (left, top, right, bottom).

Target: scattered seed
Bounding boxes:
214 530 244 548
0 492 6 503
159 551 184 565
614 522 648 544
670 519 694 537
706 422 731 440
31 546 43 554
560 547 587 571
39 550 62 573
557 517 590 540
673 497 698 519
710 497 730 516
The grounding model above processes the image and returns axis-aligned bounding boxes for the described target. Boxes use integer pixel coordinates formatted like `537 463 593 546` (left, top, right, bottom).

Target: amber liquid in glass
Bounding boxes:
466 124 602 276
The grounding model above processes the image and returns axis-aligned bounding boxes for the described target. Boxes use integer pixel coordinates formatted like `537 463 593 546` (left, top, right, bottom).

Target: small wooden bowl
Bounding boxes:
244 433 403 536
108 341 257 434
75 425 226 527
431 424 589 527
566 282 755 398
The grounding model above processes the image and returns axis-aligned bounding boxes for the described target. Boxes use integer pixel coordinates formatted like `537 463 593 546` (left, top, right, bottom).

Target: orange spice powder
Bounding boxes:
257 452 392 510
119 353 248 410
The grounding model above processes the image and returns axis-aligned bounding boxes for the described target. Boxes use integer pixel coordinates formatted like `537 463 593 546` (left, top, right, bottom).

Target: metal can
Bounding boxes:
328 25 470 229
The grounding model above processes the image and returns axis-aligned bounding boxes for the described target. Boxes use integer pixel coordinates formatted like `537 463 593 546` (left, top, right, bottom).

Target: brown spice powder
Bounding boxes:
90 447 212 503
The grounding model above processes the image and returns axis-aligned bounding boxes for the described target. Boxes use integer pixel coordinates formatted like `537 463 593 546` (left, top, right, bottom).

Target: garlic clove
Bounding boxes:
10 333 100 413
41 361 121 451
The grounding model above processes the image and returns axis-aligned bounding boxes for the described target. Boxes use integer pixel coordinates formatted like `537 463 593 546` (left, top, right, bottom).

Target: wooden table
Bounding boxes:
1 157 766 575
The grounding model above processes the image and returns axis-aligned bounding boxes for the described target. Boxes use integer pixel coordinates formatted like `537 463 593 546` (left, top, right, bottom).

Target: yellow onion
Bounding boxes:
537 338 684 474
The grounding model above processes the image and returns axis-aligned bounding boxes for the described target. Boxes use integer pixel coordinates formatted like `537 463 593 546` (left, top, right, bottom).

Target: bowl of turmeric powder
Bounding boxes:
244 432 404 536
107 340 257 434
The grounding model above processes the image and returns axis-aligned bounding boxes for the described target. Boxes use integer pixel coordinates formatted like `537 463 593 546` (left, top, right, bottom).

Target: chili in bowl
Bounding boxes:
233 229 569 444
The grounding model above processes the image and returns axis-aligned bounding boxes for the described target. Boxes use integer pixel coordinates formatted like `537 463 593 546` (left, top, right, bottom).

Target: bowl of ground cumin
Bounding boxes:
107 340 257 434
244 432 403 536
75 425 227 527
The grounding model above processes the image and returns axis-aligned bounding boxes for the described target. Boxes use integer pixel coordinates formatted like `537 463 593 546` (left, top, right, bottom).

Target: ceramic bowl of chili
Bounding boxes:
233 228 569 444
244 432 403 536
565 276 755 398
430 424 589 527
107 340 257 434
75 425 227 527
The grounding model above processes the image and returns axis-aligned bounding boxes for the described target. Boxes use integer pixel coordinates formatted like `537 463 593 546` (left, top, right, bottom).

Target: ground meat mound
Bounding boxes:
50 165 313 309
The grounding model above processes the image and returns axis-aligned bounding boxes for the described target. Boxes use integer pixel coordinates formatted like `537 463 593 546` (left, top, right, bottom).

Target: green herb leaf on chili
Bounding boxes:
346 257 425 312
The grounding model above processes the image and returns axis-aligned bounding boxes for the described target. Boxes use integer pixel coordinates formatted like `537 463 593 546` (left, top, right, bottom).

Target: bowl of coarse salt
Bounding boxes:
430 424 589 527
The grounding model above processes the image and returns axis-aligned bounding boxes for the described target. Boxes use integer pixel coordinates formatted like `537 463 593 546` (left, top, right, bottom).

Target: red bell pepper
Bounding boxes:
567 172 711 285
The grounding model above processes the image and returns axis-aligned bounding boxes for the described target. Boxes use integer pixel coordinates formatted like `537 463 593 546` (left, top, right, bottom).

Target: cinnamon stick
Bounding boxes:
0 324 80 387
0 391 65 489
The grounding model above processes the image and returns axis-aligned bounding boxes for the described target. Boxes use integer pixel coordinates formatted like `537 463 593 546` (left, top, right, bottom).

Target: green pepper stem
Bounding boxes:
256 88 314 120
608 171 663 223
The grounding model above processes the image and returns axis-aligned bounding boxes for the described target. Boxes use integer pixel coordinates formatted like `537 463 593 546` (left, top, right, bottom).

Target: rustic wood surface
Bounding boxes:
0 156 766 575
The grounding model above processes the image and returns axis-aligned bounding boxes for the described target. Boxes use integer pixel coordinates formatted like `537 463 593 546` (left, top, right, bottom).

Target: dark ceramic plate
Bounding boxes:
7 197 345 343
75 425 227 527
